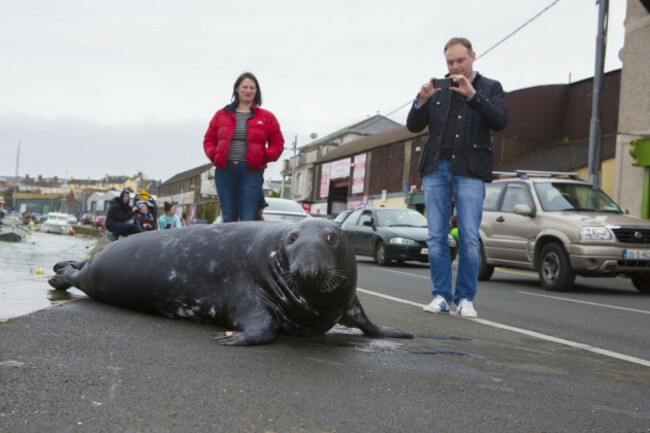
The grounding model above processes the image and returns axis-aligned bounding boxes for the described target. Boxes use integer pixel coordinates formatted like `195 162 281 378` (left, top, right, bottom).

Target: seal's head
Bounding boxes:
276 218 357 301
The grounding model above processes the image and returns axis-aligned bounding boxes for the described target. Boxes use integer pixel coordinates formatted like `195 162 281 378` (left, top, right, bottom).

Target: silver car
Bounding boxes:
479 170 650 293
260 198 311 222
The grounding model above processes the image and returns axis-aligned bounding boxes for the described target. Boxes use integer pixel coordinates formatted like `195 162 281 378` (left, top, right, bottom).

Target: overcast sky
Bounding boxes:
0 0 626 183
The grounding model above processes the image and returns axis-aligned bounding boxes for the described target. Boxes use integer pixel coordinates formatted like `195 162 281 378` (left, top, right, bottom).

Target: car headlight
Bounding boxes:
579 226 612 241
389 237 417 245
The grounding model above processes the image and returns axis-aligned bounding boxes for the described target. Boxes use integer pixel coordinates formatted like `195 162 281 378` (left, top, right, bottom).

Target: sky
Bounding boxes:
0 0 627 184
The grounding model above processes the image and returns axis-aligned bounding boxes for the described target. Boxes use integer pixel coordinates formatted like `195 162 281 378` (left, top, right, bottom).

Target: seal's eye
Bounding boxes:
287 233 299 244
326 232 337 244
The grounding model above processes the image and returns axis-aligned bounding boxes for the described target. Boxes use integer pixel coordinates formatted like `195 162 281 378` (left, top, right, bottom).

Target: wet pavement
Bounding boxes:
0 231 97 321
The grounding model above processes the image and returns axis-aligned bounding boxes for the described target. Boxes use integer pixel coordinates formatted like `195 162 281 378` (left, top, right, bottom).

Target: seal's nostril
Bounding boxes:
299 261 319 279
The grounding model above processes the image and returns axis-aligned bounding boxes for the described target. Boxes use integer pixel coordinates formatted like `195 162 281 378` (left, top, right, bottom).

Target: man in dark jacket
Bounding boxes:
407 37 507 319
105 190 137 241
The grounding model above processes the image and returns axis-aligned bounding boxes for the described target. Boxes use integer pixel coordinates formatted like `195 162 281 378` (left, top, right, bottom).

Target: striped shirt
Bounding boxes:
226 112 251 162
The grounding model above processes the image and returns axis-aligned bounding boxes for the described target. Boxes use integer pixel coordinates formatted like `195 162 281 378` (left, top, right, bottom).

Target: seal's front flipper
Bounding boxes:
338 295 414 339
214 309 279 346
214 327 278 346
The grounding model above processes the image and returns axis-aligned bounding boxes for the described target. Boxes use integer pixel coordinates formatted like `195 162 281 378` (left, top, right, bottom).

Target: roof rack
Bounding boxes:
514 170 585 181
492 171 518 179
491 170 586 181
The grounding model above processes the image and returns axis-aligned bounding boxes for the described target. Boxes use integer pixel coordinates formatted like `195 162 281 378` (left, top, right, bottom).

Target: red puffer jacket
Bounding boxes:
203 103 285 172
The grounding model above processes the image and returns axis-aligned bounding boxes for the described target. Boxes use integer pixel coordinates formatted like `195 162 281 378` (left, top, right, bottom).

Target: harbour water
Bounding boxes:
0 231 97 321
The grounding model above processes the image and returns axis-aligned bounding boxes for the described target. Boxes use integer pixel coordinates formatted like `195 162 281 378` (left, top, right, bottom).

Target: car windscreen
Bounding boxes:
376 209 427 227
534 182 622 213
333 211 350 224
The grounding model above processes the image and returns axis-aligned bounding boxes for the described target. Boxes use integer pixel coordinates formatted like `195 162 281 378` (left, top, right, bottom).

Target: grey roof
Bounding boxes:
161 163 213 185
298 114 401 151
494 135 616 173
102 175 130 183
317 125 425 163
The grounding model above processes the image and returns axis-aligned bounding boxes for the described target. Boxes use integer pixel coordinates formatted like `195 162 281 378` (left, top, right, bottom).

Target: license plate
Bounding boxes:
421 248 428 254
624 249 650 260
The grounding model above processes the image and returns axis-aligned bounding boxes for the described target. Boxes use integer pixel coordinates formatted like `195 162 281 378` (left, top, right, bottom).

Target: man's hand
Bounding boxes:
450 74 476 98
416 78 438 105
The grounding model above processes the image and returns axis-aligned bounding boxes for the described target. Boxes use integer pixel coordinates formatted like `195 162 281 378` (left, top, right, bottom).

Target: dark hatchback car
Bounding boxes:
340 207 457 266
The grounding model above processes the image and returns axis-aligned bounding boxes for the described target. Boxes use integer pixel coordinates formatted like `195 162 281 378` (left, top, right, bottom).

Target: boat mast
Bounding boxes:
13 141 20 210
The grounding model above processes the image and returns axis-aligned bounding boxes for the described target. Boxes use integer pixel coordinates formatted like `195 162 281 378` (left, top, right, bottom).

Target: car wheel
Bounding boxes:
631 274 650 293
375 241 391 266
538 243 575 291
477 242 494 281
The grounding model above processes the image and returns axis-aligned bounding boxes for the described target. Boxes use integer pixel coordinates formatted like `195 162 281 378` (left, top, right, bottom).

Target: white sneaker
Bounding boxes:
423 296 450 313
456 298 477 318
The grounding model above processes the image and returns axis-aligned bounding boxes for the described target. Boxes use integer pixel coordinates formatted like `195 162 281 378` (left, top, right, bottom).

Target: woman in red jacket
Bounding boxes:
203 72 285 222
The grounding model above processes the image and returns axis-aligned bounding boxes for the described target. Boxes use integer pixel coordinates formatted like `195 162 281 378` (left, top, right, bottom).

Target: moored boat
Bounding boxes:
43 212 71 234
0 224 28 242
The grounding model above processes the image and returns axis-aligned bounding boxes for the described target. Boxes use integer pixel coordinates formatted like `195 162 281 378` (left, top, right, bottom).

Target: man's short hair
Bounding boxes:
444 37 473 54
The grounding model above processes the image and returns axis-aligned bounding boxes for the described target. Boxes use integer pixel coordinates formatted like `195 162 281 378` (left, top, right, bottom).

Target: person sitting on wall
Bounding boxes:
105 190 138 241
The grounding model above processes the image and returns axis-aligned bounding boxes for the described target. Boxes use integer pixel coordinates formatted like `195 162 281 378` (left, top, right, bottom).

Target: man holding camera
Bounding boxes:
407 37 508 318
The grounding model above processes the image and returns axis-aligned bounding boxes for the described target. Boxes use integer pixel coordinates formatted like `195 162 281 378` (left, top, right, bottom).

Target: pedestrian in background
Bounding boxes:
105 190 137 241
158 202 182 230
203 72 284 222
406 37 508 318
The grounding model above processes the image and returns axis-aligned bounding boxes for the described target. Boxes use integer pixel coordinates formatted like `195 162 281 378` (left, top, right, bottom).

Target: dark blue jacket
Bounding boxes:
406 73 508 181
105 191 135 230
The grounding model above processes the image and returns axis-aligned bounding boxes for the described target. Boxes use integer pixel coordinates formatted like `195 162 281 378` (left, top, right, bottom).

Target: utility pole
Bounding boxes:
290 134 297 198
587 0 608 186
13 141 20 210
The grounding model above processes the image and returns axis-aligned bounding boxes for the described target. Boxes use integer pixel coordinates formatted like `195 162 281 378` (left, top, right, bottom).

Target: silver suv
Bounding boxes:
478 170 650 293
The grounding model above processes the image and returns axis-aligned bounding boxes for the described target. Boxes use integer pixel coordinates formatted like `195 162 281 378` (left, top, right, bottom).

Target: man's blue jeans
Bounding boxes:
215 163 264 222
422 160 485 304
108 222 134 237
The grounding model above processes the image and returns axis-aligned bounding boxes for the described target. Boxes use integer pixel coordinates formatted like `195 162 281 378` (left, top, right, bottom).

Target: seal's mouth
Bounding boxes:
282 265 347 293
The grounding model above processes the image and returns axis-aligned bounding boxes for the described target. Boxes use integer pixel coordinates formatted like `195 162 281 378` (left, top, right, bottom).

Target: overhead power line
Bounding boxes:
476 0 561 61
381 0 563 123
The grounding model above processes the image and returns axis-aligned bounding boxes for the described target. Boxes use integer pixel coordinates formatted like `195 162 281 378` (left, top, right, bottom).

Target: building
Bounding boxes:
156 163 219 224
6 172 160 217
86 190 120 214
280 114 400 211
614 0 650 217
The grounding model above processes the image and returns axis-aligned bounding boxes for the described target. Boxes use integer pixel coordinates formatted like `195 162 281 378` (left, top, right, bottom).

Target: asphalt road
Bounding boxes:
1 259 649 432
355 258 650 361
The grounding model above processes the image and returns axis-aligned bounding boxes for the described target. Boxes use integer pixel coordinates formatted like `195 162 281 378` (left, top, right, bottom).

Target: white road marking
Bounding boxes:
356 287 650 368
517 290 650 315
367 268 430 279
367 265 535 279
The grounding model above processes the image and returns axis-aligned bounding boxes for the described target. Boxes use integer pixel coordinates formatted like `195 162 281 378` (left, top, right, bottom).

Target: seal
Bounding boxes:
49 219 413 346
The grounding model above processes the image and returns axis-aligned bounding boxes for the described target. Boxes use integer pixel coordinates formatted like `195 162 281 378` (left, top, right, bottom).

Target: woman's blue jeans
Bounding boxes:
215 163 264 222
422 160 485 304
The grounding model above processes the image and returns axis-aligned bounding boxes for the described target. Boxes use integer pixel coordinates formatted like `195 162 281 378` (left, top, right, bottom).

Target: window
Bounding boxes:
501 184 533 213
343 210 362 226
535 182 622 212
483 183 505 211
295 173 302 195
358 210 373 226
